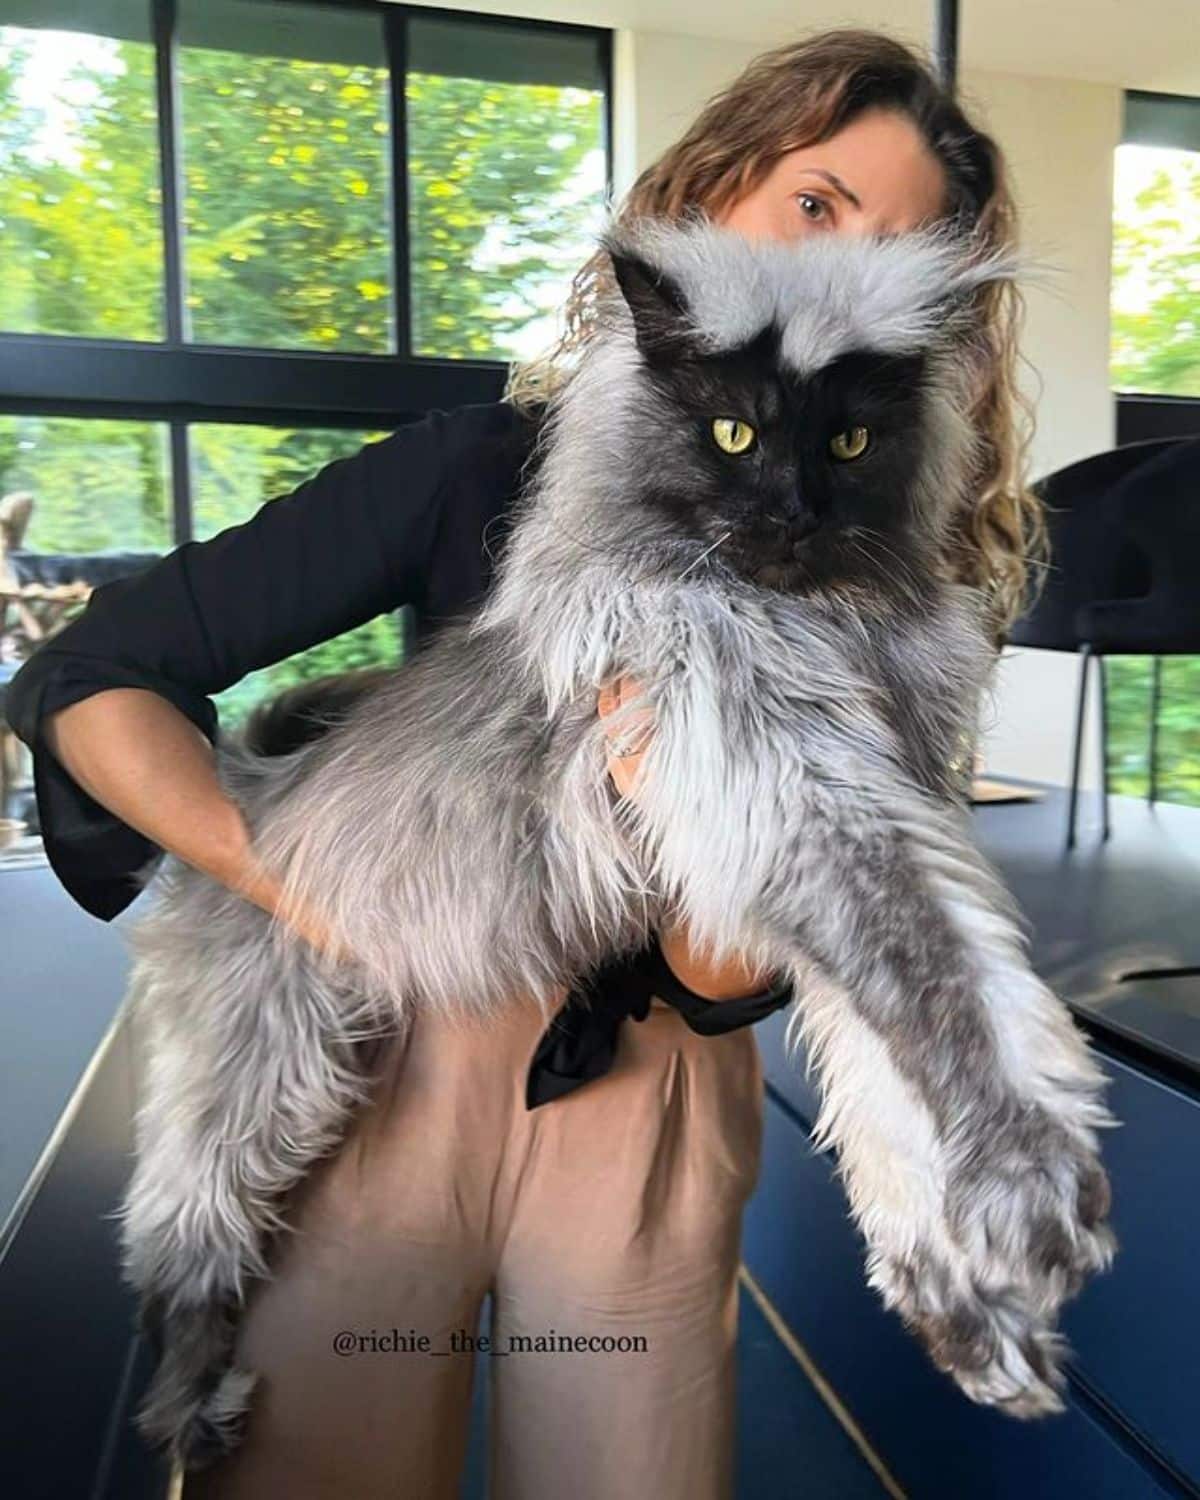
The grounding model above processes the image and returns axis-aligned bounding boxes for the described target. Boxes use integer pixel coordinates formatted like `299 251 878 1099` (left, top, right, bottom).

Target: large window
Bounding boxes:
405 14 607 362
177 1 396 354
1106 91 1199 810
189 423 395 724
1112 92 1200 407
0 0 610 851
0 2 164 340
1107 658 1200 810
0 416 171 552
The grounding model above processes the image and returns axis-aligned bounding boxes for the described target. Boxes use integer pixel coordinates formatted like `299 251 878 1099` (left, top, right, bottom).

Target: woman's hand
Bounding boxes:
229 847 357 967
597 675 655 801
598 675 778 1001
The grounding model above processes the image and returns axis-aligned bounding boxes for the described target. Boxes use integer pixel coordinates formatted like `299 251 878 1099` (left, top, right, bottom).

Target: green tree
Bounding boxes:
407 72 603 358
1 27 603 367
178 49 393 351
0 416 170 554
0 33 163 339
1106 657 1200 808
1111 153 1200 398
1105 147 1199 806
1 25 605 722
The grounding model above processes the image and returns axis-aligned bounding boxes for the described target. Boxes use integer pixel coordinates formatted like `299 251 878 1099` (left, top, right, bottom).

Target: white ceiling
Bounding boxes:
402 0 1200 97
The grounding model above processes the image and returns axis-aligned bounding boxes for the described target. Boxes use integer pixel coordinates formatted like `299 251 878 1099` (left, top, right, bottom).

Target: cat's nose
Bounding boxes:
776 494 822 535
764 493 820 530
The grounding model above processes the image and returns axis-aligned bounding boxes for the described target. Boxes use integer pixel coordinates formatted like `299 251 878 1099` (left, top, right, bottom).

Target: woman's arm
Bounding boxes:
5 401 532 922
656 921 779 1001
41 686 346 953
41 688 247 889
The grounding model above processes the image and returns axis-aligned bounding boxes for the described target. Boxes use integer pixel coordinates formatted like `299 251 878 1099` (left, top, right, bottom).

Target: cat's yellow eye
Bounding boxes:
829 426 870 461
711 417 756 455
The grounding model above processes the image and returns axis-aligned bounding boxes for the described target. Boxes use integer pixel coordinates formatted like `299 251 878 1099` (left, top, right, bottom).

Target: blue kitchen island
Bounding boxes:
744 783 1200 1498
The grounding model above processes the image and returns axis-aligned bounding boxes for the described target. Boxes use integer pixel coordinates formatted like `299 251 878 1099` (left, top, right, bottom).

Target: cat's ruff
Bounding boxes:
117 216 1116 1469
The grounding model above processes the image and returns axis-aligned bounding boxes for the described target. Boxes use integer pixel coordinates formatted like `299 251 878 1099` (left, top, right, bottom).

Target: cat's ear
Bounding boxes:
606 245 693 361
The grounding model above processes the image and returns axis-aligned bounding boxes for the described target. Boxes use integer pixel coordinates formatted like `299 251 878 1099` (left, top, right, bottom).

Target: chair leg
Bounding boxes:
1148 656 1162 805
1097 653 1111 842
1067 643 1092 850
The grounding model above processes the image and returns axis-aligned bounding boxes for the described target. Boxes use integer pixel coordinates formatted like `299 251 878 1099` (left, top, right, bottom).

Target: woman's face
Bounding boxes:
717 107 948 243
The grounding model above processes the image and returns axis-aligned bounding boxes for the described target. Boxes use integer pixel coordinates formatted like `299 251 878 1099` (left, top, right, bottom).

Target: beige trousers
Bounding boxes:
181 991 766 1500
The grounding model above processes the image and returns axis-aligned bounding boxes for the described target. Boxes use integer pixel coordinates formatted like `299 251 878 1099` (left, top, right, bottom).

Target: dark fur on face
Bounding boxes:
631 326 930 595
560 218 997 628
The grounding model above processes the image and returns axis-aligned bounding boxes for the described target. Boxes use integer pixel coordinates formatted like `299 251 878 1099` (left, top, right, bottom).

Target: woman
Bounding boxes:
6 28 1044 1500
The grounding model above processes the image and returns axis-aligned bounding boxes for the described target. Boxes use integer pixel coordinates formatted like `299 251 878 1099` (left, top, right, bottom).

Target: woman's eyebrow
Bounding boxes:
799 167 863 211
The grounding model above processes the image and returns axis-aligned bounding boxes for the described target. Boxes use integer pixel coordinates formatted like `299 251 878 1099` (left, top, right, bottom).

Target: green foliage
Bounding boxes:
190 424 387 538
179 50 393 351
0 25 603 721
1111 150 1200 398
0 30 603 356
1099 148 1200 805
1106 657 1200 808
0 415 170 552
0 33 163 339
407 73 603 358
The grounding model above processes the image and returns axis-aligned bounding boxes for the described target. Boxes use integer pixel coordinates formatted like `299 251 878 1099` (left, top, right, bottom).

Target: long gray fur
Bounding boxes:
117 214 1117 1469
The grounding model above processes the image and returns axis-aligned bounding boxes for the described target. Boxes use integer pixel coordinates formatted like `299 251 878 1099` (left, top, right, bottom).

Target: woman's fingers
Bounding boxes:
598 675 655 801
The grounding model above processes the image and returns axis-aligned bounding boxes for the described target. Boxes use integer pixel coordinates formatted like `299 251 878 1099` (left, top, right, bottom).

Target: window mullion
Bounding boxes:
170 420 193 545
153 0 188 347
384 8 412 360
601 30 615 204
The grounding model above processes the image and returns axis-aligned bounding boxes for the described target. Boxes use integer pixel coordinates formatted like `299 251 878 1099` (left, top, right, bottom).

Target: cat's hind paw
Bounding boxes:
138 1363 259 1471
134 1299 259 1471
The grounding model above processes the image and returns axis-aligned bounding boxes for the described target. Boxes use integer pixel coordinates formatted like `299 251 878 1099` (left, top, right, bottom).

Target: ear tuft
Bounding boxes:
601 227 694 361
932 231 1022 314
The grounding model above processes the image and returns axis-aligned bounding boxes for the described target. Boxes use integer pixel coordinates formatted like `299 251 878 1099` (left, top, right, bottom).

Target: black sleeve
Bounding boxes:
4 400 529 921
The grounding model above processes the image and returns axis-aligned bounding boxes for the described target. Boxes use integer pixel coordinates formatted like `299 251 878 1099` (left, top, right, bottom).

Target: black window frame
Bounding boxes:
0 0 614 541
1114 88 1200 445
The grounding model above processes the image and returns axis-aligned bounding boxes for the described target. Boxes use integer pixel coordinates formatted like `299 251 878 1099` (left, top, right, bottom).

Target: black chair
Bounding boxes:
1009 436 1200 846
9 548 162 589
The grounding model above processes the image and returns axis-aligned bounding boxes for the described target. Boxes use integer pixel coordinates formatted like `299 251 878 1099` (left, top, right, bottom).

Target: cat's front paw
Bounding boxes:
945 1109 1117 1315
866 1111 1115 1417
871 1243 1069 1417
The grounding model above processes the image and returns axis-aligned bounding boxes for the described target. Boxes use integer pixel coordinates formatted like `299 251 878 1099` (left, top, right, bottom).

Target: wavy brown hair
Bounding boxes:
503 28 1045 643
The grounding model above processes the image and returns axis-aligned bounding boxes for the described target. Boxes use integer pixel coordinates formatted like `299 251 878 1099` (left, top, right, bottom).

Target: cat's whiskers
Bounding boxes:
844 526 923 599
845 535 916 600
676 529 733 582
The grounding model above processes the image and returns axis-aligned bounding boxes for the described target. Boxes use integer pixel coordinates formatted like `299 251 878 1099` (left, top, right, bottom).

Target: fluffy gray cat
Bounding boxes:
118 215 1117 1469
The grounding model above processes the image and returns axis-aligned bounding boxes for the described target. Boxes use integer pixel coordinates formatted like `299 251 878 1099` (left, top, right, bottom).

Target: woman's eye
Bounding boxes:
711 417 757 455
829 426 871 461
796 192 830 224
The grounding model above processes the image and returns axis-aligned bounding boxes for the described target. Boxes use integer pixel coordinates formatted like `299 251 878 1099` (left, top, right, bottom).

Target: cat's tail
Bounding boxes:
239 667 394 756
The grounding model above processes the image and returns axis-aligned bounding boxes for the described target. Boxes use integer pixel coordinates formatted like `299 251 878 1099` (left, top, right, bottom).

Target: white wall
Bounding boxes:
951 71 1121 791
614 29 1123 792
612 30 762 193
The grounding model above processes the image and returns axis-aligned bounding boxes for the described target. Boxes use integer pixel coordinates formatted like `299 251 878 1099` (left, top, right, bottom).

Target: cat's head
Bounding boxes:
548 213 1017 601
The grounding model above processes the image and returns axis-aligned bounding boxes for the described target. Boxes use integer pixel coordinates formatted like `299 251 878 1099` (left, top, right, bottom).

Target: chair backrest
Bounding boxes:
8 549 162 589
1009 438 1183 651
1072 434 1200 654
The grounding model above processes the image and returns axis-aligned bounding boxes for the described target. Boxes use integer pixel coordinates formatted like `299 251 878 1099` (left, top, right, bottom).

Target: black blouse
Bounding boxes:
4 399 791 1107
